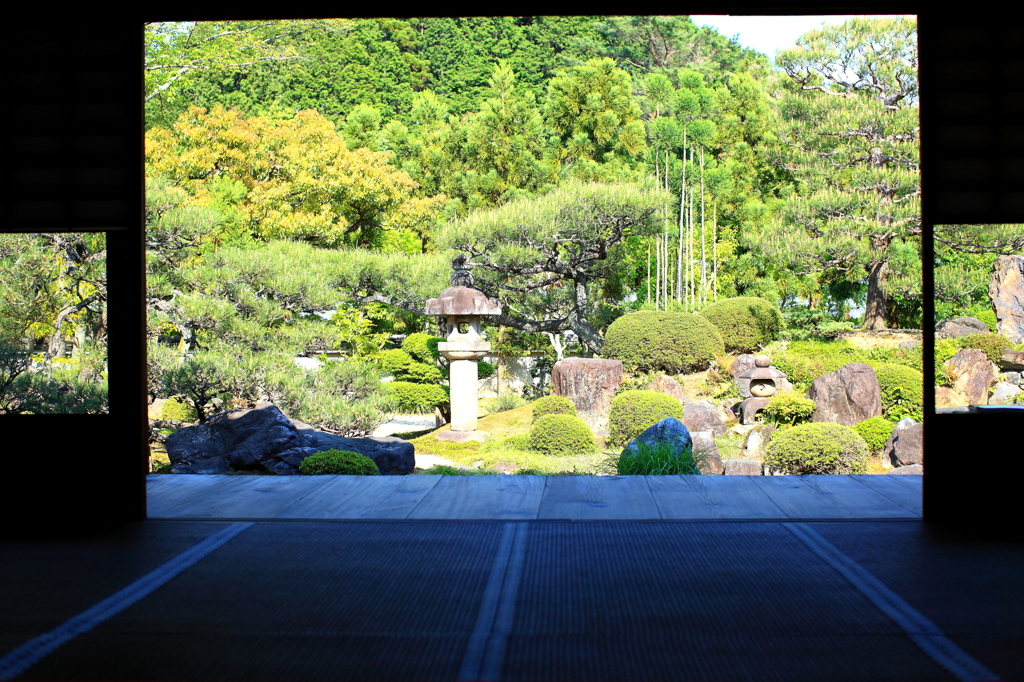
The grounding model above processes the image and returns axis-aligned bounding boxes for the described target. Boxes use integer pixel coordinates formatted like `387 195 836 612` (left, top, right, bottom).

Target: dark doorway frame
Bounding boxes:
3 9 1019 532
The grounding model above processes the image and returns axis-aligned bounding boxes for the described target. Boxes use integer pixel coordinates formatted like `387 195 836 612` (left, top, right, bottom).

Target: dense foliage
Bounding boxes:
764 423 869 475
761 392 817 426
853 416 896 455
602 311 724 374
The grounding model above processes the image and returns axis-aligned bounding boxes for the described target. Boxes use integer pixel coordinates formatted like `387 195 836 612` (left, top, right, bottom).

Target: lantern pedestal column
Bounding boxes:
439 342 489 432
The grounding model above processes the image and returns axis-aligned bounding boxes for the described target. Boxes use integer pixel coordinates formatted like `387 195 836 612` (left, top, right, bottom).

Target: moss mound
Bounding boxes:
764 423 869 475
528 414 596 455
531 395 576 423
602 311 724 374
699 296 785 353
299 449 379 475
607 389 684 447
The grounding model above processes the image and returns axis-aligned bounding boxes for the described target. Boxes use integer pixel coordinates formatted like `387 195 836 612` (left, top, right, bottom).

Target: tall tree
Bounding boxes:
764 17 919 329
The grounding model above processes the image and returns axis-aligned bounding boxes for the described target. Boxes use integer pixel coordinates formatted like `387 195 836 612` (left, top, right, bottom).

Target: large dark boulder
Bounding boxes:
618 413 716 473
807 363 883 426
166 402 415 475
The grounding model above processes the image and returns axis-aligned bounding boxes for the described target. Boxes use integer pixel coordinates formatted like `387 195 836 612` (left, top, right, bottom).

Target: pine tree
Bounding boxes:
765 17 919 329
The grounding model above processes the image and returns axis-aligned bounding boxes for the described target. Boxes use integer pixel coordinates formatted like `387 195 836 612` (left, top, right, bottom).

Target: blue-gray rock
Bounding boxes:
166 402 415 475
621 417 710 474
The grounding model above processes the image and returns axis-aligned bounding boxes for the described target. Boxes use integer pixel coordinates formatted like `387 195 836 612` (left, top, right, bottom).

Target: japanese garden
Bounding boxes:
5 16 1024 477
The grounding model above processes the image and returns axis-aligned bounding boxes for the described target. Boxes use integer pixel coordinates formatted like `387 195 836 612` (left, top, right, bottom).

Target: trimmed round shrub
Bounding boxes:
299 449 379 475
160 397 198 422
853 416 896 455
387 381 449 414
602 311 724 374
762 392 817 426
764 423 869 475
528 414 596 455
699 296 785 353
531 395 577 423
607 390 684 447
972 310 998 333
871 363 923 422
402 333 443 363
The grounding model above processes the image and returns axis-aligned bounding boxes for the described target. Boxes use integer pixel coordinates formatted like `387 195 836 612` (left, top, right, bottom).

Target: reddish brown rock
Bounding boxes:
999 349 1024 371
691 431 725 475
724 458 762 475
648 374 686 403
884 422 924 466
989 255 1024 343
683 401 729 436
551 358 622 428
732 354 757 397
945 348 998 405
934 386 970 408
807 363 883 426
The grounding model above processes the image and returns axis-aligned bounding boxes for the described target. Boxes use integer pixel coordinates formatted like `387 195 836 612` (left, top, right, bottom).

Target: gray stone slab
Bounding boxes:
407 475 545 520
277 475 442 519
849 475 923 515
646 475 787 519
751 475 919 519
537 476 660 520
147 474 333 518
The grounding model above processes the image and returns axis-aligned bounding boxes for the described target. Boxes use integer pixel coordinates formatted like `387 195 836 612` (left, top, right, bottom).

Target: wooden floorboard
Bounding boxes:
147 475 333 518
849 475 923 515
407 475 545 520
275 475 442 519
751 475 917 518
536 476 661 520
147 474 925 520
647 475 788 519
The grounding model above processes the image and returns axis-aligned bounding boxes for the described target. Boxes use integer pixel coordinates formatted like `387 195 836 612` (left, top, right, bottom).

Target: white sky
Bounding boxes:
689 15 913 63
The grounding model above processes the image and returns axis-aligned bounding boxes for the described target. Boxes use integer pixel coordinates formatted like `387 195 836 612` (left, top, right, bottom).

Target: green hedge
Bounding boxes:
871 363 923 422
853 417 895 454
607 390 684 447
699 296 785 353
602 311 724 374
528 414 596 455
531 395 576 423
762 392 817 426
299 449 379 475
402 333 444 363
387 381 449 414
764 423 869 475
160 397 198 422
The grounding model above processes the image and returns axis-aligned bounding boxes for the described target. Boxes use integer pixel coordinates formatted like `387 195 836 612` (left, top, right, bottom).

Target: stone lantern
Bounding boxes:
425 255 501 439
736 355 789 424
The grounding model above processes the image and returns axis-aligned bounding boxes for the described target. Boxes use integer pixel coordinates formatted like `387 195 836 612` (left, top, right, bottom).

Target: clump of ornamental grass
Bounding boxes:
617 440 706 476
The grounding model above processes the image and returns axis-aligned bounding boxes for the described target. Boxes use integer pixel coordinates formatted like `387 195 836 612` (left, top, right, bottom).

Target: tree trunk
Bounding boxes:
863 260 889 330
569 276 605 354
